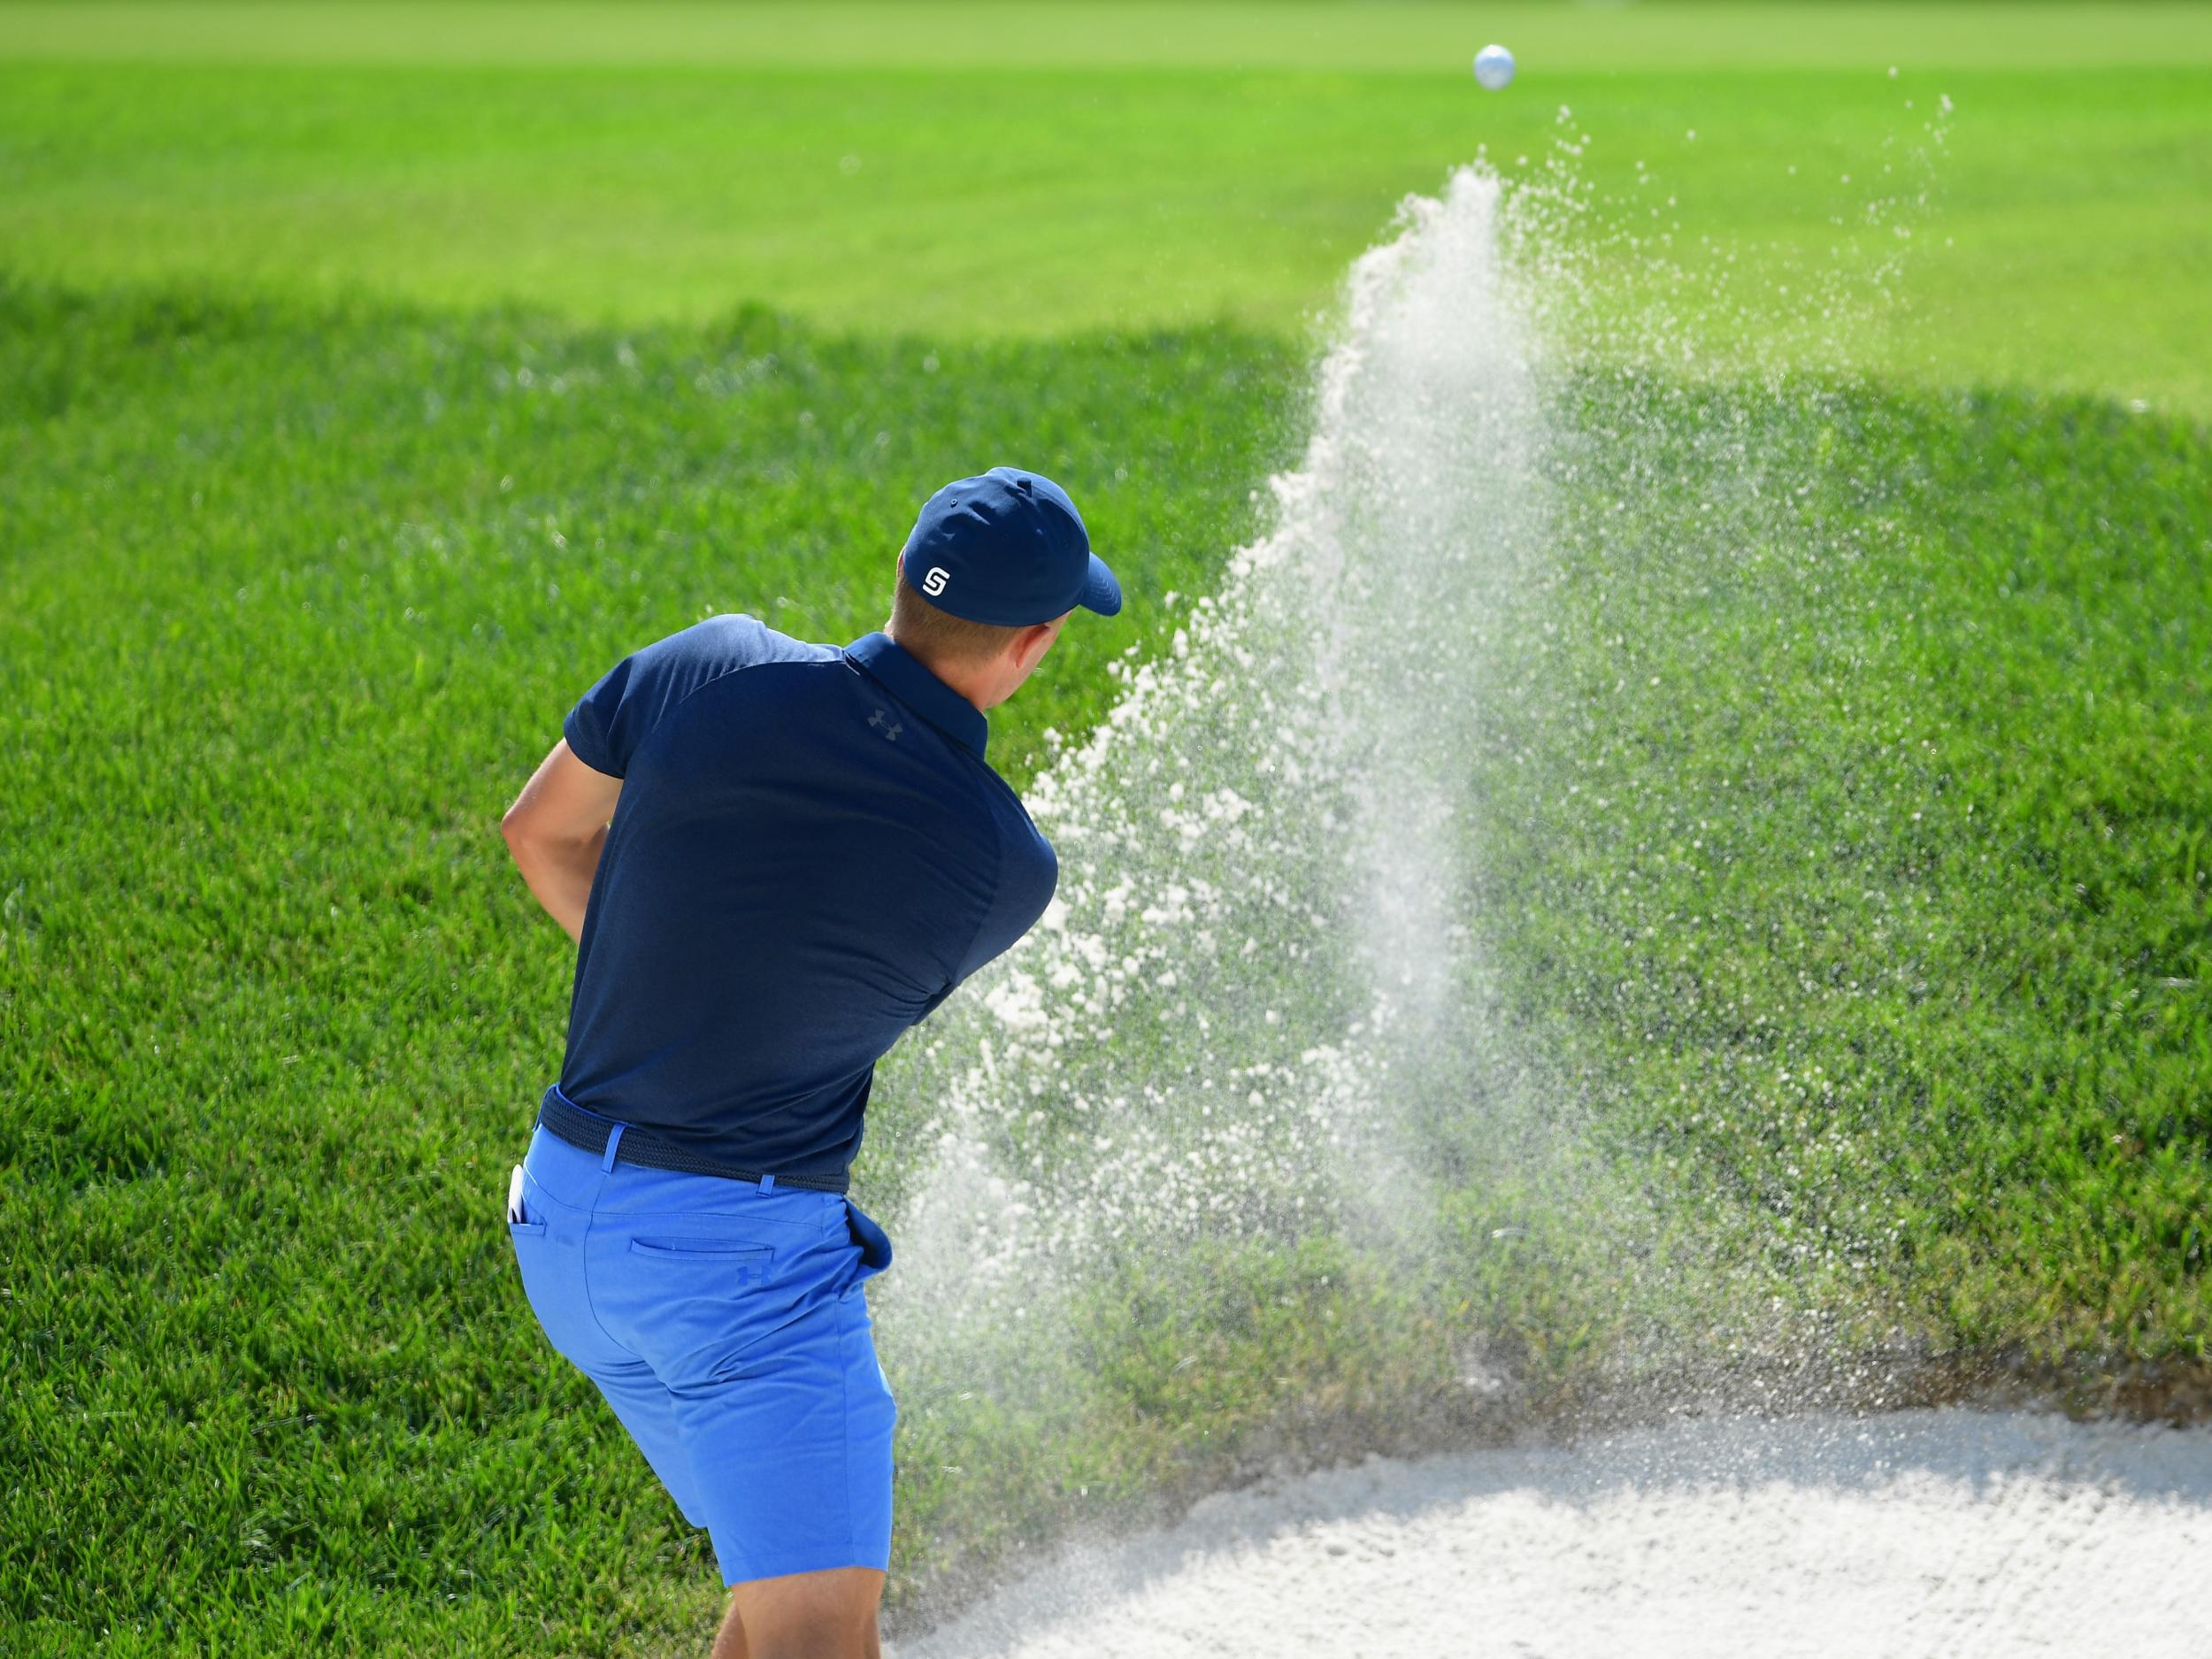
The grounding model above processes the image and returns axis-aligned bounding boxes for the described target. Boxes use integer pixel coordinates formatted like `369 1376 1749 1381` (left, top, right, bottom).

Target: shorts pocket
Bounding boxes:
629 1238 775 1260
629 1236 773 1290
505 1220 552 1339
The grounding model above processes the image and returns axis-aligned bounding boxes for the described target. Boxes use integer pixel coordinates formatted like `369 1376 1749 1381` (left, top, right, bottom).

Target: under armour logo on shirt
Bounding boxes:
868 708 903 741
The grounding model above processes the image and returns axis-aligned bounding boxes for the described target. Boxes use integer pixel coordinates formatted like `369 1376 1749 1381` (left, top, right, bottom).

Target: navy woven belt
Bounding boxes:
537 1087 850 1194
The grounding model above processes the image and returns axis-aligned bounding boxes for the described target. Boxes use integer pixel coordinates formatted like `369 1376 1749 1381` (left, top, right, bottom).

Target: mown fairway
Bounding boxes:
1 4 2208 408
4 4 2208 1655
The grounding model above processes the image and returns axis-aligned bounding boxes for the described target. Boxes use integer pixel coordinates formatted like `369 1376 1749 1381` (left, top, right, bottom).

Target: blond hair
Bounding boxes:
887 567 1033 667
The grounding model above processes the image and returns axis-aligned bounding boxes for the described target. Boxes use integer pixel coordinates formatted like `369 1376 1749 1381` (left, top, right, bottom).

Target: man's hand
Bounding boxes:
501 739 623 944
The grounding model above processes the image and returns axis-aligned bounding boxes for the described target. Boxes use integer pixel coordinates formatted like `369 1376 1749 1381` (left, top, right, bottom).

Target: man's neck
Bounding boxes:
887 626 993 714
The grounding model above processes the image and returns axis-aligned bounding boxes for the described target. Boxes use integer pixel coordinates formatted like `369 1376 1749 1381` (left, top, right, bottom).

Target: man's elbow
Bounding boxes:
502 812 598 867
500 812 541 864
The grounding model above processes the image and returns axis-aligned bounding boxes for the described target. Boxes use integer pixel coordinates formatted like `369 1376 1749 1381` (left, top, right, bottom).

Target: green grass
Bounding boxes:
4 276 2207 1653
1471 371 2212 1359
4 2 2208 72
1 5 2208 409
0 281 1309 1655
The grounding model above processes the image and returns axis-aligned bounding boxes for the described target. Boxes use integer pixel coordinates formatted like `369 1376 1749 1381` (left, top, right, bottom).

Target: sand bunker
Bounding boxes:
888 1409 2211 1657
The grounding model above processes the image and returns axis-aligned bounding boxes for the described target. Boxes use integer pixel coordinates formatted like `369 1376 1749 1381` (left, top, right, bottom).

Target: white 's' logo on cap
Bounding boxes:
923 565 950 596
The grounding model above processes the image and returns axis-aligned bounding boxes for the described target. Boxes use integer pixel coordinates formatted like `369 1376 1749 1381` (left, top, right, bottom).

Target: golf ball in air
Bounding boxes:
1474 43 1515 90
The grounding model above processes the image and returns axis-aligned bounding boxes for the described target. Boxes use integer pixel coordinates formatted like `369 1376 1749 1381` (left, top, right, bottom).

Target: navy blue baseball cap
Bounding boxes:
898 466 1122 626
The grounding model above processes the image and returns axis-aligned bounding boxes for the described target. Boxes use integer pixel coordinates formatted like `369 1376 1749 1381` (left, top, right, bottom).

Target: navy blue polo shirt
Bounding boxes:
549 614 1058 1177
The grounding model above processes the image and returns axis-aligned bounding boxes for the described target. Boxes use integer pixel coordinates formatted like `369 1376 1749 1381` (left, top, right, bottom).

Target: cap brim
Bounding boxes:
1077 551 1123 618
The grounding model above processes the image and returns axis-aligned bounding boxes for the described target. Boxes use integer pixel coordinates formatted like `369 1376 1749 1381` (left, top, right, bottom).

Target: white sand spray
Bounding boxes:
870 162 1586 1393
864 148 1886 1441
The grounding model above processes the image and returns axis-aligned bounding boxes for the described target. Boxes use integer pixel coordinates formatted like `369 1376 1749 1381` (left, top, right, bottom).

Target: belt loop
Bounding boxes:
601 1122 626 1173
757 1172 777 1193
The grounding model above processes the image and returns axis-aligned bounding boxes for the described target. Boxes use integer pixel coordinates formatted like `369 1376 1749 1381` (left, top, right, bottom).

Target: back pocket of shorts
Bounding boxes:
629 1237 773 1286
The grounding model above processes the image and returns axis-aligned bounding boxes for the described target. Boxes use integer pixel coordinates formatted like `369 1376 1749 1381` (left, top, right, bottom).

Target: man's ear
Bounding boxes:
1013 620 1057 675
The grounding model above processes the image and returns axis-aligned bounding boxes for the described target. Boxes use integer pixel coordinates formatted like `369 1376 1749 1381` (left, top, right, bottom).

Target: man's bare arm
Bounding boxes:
501 739 623 945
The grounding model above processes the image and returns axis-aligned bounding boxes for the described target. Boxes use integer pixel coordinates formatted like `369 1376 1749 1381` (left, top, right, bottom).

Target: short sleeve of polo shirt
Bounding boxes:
564 615 769 779
948 805 1060 990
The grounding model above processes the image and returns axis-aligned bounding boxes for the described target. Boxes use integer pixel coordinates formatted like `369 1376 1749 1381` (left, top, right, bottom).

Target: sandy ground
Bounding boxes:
886 1409 2212 1658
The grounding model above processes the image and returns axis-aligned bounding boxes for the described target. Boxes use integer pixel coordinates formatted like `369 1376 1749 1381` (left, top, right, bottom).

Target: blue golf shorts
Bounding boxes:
506 1119 897 1585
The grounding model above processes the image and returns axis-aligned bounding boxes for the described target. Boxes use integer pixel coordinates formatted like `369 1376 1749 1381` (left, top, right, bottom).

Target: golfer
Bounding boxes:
498 466 1121 1658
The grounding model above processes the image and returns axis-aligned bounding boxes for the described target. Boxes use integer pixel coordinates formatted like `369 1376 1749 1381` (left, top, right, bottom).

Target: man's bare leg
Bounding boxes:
710 1565 887 1659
